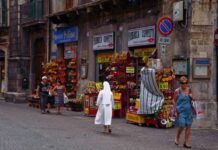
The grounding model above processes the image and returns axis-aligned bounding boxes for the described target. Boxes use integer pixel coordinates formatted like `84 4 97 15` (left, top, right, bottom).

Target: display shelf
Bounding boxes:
105 52 137 117
84 93 98 116
65 58 77 99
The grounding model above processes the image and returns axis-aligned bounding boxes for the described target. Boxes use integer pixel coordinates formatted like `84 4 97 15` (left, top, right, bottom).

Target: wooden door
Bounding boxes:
34 38 46 86
66 0 73 9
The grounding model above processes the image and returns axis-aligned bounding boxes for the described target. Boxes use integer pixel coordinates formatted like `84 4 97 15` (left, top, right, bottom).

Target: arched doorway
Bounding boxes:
33 38 46 88
0 50 5 93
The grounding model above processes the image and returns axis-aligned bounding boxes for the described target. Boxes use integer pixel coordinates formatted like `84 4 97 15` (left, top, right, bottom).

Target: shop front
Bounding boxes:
28 26 82 110
83 32 114 116
125 25 176 128
93 32 114 82
52 26 78 99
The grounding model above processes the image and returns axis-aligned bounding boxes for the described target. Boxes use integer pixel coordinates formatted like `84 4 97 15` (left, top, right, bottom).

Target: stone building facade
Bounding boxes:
47 0 217 128
2 0 217 128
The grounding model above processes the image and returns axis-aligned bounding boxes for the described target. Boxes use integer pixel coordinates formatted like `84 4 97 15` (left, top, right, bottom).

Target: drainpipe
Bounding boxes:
216 0 218 125
47 0 51 61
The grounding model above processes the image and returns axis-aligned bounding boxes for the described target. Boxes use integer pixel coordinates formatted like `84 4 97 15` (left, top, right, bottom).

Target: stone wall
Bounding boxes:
189 0 217 128
162 0 217 128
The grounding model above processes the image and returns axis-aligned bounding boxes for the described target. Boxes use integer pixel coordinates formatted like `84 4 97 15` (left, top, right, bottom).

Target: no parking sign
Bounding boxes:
158 17 173 36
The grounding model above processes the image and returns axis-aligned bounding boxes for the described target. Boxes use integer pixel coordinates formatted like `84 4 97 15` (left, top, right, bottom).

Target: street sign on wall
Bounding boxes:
157 17 173 36
93 32 114 50
158 37 171 44
128 26 155 47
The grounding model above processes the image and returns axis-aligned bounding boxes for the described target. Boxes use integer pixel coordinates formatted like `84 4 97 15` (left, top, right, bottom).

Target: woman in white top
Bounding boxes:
95 81 114 133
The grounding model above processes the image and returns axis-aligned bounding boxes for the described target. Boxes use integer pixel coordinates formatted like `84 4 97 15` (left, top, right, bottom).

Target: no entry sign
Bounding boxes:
214 29 218 46
158 17 173 36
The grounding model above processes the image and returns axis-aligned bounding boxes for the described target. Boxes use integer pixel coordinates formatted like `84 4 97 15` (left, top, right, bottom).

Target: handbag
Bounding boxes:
191 101 197 117
64 93 69 104
192 101 204 119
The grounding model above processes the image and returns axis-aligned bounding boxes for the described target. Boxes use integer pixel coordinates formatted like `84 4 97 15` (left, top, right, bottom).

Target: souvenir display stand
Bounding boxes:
83 81 98 116
65 58 83 111
43 58 66 85
84 93 98 116
126 100 146 126
126 66 175 128
65 58 77 98
155 68 175 128
28 58 66 109
106 52 137 118
28 94 40 108
113 92 123 118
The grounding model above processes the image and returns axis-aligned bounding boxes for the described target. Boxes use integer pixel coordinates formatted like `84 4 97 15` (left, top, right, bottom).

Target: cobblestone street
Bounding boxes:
0 101 217 150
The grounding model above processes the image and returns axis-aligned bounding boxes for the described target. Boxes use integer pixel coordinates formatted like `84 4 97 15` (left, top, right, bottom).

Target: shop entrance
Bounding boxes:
95 52 113 82
33 38 46 87
0 50 5 93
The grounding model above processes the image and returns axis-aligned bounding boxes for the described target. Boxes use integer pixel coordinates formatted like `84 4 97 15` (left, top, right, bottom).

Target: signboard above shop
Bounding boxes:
93 32 114 50
53 27 78 44
128 26 155 47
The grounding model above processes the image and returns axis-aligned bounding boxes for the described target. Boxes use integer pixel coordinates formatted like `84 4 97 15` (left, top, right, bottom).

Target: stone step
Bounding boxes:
4 92 27 103
0 93 5 101
0 96 5 101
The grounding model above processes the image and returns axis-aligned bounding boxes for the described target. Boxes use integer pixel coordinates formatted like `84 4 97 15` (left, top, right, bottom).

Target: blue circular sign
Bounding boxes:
158 17 173 36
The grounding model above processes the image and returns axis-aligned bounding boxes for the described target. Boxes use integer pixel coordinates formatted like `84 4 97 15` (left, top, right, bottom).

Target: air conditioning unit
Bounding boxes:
173 1 184 22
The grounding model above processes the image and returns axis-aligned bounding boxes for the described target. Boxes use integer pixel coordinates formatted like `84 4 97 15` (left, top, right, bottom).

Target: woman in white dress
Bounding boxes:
95 81 114 133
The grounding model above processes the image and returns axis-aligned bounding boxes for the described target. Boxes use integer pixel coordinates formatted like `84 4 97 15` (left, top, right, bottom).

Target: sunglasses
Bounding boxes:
180 82 188 85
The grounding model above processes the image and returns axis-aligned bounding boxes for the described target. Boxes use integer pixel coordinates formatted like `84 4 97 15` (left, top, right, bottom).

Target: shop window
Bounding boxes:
95 53 113 82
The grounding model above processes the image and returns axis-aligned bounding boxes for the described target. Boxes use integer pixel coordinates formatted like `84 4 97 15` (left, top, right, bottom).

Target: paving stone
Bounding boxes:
0 101 218 150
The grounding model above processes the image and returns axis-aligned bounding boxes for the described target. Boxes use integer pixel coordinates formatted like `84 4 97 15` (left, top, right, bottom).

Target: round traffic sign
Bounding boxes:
158 17 173 36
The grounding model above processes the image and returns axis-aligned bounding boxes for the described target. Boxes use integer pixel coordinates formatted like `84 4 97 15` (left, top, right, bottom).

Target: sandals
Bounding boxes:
108 128 112 133
183 143 192 149
174 139 179 146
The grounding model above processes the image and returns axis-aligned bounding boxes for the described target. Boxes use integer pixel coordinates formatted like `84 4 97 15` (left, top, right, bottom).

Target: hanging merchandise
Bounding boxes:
42 57 66 85
65 58 77 98
105 52 137 118
126 58 176 128
29 58 66 109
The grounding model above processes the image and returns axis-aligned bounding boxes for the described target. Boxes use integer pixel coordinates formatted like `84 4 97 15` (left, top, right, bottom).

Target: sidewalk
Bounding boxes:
0 101 217 150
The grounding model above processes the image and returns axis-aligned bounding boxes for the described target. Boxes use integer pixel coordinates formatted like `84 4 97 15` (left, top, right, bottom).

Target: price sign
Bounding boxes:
126 67 135 73
159 82 169 90
96 82 103 91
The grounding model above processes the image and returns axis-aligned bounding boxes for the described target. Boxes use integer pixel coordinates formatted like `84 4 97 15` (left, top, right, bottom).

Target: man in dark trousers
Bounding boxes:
36 76 50 114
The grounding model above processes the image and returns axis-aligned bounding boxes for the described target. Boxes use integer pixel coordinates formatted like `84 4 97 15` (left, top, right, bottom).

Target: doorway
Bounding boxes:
0 50 5 93
33 38 46 88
